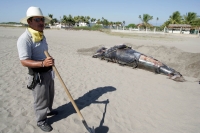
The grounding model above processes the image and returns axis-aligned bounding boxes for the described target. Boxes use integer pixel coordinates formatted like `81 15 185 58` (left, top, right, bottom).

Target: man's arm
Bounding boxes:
20 57 54 68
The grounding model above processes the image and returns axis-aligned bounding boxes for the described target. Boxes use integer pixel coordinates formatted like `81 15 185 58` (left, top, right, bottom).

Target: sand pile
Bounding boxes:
77 44 200 79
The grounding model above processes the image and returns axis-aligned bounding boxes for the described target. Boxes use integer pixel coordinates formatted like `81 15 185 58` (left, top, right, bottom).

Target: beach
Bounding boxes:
0 27 200 133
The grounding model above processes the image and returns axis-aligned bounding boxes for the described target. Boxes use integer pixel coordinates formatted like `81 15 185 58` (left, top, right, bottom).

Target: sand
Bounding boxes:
0 27 200 133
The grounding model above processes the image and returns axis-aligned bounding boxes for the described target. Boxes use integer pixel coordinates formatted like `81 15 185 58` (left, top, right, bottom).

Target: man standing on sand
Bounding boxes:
17 6 58 132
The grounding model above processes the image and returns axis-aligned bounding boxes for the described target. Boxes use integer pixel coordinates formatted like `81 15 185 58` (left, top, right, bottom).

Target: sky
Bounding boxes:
0 0 199 26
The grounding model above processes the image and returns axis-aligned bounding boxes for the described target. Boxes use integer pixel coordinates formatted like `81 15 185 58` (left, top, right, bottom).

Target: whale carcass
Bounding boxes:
92 44 185 82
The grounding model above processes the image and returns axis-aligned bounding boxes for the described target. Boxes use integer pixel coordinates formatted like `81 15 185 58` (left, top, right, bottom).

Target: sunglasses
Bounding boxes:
33 17 45 22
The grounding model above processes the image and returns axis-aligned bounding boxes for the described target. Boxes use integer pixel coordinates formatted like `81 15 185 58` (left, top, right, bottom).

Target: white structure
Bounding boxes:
168 24 191 34
78 22 88 27
168 30 190 34
129 28 139 31
49 23 62 29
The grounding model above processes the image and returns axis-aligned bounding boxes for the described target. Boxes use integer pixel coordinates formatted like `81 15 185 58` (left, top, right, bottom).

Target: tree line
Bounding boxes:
48 11 200 30
48 14 123 28
1 11 199 30
129 11 200 30
161 11 200 29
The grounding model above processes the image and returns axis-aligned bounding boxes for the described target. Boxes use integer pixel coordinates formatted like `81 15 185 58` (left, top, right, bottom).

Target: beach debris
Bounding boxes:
92 44 185 82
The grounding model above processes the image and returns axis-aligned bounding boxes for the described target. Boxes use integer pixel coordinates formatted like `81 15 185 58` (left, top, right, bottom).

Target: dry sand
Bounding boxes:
0 27 200 133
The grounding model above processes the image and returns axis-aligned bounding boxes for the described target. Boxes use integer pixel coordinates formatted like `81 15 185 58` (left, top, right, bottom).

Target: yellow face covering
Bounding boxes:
28 27 43 43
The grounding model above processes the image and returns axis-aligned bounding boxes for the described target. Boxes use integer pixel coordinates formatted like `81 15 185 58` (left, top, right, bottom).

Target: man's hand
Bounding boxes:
43 57 54 67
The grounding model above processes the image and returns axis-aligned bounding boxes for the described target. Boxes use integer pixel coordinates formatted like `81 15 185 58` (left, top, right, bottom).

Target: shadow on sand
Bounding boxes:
94 99 110 133
48 86 116 133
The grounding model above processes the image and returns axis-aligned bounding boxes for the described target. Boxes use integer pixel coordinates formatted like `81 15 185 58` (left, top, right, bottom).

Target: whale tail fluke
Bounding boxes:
168 74 186 82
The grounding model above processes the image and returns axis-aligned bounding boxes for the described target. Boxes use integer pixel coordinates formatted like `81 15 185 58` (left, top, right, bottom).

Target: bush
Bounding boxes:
91 25 103 30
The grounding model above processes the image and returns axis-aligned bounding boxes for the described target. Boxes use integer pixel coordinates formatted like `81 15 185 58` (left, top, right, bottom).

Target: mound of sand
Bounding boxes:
77 44 200 79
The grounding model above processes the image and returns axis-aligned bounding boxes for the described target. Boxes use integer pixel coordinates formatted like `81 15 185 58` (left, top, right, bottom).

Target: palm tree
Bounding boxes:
123 21 125 30
101 17 104 25
139 15 141 24
96 19 101 24
156 17 159 26
91 18 96 23
115 21 122 27
168 11 182 24
139 14 153 29
62 15 68 28
86 16 90 22
109 21 113 29
84 16 90 25
80 16 85 23
48 14 54 25
67 14 75 27
101 18 109 26
74 16 87 26
183 12 198 25
192 18 200 27
161 11 182 29
52 18 58 23
74 16 80 26
48 14 59 26
48 14 53 18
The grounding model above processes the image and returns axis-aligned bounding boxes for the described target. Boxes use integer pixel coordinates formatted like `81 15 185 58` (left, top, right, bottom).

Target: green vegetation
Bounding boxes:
126 24 136 28
48 14 58 26
138 14 153 29
0 22 23 27
161 11 200 29
1 11 200 31
47 14 127 28
0 22 21 24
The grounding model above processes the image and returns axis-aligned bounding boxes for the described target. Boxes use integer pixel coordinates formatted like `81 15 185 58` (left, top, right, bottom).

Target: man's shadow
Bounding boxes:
48 86 116 131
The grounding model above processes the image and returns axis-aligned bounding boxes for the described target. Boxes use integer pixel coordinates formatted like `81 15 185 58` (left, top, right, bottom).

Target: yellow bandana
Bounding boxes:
28 28 43 43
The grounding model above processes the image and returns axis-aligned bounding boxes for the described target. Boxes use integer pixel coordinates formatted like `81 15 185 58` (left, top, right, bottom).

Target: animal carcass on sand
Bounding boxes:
92 44 185 82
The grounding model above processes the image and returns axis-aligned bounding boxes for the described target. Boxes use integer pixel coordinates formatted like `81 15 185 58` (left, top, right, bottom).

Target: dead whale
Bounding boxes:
92 44 185 82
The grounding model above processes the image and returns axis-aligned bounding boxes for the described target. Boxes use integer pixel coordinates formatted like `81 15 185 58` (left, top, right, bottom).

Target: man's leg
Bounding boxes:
47 71 55 114
32 80 48 124
32 72 53 132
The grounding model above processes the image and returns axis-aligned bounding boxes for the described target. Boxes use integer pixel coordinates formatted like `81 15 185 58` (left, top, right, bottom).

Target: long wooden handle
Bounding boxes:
44 51 85 120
